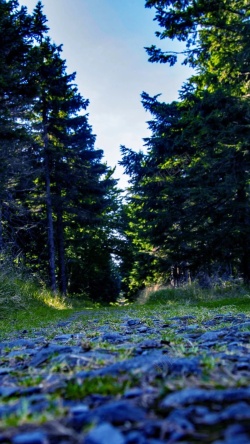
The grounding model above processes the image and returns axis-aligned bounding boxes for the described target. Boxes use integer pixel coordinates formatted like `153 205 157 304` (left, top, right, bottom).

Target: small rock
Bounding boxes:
199 331 226 341
84 422 125 444
161 387 250 409
102 333 125 344
90 401 146 425
167 409 195 433
198 402 250 426
140 340 162 349
127 319 141 327
12 431 48 444
124 430 148 443
224 424 249 440
56 321 71 327
1 339 36 349
0 386 19 398
0 367 14 375
239 321 250 330
123 387 144 398
70 404 89 416
53 334 73 341
137 326 148 333
234 362 250 371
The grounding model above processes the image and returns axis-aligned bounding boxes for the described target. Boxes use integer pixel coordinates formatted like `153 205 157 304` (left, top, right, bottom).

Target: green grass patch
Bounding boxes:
1 262 250 341
197 296 250 310
0 398 65 429
0 266 98 339
139 284 250 312
64 375 132 400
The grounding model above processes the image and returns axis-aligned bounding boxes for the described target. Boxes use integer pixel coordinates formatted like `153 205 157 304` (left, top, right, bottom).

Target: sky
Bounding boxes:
18 0 192 187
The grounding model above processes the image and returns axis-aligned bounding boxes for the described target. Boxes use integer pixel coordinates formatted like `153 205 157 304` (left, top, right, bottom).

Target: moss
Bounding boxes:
64 375 133 400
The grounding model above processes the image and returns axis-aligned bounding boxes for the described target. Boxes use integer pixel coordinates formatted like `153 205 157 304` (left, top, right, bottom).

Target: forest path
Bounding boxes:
0 307 250 443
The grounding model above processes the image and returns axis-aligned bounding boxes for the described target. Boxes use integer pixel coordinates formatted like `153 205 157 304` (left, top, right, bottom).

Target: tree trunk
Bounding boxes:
56 199 67 295
237 185 250 283
0 203 3 252
43 129 57 293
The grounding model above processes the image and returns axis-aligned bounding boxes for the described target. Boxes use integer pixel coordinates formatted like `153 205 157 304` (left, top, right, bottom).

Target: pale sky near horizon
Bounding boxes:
18 0 193 187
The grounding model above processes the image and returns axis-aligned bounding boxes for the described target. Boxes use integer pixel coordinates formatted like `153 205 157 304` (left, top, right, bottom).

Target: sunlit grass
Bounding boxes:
36 290 70 310
0 259 249 340
0 266 95 339
137 283 250 312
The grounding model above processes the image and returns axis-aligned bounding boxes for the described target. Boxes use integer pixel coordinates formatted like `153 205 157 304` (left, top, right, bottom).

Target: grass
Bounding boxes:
0 260 249 340
0 266 98 339
138 283 250 312
0 398 66 428
64 374 133 400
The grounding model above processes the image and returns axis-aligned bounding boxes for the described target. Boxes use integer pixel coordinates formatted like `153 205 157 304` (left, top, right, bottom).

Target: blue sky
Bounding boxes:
19 0 192 187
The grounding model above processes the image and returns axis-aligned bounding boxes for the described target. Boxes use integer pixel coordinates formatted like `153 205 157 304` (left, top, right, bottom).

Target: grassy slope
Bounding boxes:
0 271 96 339
139 284 250 312
1 269 250 339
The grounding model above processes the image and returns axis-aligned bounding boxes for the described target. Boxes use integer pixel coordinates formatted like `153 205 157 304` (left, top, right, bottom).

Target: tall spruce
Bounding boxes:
145 0 250 282
0 1 121 299
120 0 250 292
24 1 120 296
0 0 33 252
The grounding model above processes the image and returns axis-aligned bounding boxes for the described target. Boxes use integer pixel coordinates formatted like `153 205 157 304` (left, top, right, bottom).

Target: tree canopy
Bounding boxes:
0 0 121 301
1 0 250 301
120 0 250 295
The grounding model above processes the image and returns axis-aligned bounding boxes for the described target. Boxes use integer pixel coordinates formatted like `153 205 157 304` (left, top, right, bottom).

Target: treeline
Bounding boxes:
120 0 250 296
1 0 250 302
0 0 121 301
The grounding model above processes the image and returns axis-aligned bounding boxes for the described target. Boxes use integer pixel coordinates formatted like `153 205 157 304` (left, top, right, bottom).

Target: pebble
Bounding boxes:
84 422 125 444
12 431 48 444
0 311 249 443
161 387 250 409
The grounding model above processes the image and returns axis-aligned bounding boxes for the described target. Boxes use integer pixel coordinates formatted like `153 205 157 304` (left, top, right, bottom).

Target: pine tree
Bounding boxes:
144 0 250 281
120 0 250 291
0 0 33 251
22 2 121 296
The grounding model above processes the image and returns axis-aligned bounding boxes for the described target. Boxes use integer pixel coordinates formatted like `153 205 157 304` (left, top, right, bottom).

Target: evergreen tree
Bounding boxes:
0 1 121 300
144 0 250 281
120 0 250 292
23 1 121 297
0 0 33 252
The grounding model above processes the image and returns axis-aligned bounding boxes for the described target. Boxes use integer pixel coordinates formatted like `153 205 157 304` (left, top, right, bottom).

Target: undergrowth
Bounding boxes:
139 283 250 312
0 264 95 339
0 261 249 339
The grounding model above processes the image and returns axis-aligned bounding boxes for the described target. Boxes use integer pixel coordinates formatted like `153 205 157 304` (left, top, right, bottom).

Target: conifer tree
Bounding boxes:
22 1 120 296
0 0 33 252
120 0 250 291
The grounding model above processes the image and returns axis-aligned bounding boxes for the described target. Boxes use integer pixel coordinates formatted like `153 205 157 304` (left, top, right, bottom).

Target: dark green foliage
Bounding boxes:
0 0 34 251
120 0 250 295
0 0 121 301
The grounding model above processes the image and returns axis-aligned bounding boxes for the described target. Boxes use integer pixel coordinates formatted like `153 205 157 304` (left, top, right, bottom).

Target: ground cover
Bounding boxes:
0 281 250 443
